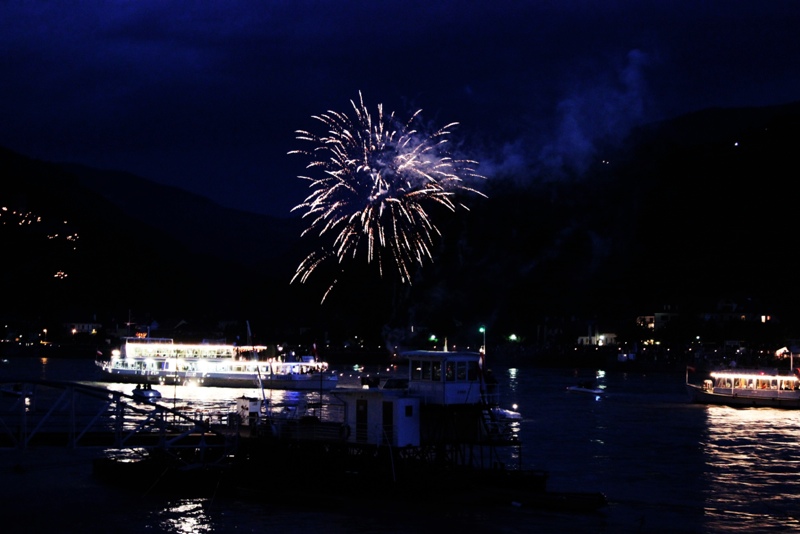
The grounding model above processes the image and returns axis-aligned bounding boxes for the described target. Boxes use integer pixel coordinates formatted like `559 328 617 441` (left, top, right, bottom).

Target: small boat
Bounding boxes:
686 364 800 409
132 383 162 402
566 380 605 396
491 406 523 421
96 337 338 390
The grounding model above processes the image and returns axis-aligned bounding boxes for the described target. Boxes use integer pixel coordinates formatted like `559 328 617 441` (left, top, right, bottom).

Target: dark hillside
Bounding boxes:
619 103 800 314
1 148 260 324
3 101 800 346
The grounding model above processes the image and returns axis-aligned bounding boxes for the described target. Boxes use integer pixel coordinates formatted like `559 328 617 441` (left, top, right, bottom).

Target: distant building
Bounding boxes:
637 304 679 331
636 315 655 330
65 322 101 335
577 332 617 346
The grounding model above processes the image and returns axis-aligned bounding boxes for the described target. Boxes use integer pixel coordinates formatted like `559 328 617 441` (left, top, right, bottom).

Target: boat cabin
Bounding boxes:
335 388 421 447
706 370 800 395
119 338 238 360
403 350 484 405
332 350 488 448
232 350 518 474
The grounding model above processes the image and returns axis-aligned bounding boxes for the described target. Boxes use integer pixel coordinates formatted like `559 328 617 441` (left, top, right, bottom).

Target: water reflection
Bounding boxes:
23 357 800 532
506 367 518 394
702 406 800 529
154 499 213 534
101 380 350 425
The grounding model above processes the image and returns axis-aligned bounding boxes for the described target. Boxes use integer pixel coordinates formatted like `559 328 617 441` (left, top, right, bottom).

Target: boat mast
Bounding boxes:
776 346 792 371
247 320 269 420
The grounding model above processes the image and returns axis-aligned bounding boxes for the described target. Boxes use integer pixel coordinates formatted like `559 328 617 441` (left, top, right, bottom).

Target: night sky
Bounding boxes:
2 2 799 217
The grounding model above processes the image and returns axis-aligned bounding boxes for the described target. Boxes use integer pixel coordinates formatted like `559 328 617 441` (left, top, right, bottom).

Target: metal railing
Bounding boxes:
0 380 236 458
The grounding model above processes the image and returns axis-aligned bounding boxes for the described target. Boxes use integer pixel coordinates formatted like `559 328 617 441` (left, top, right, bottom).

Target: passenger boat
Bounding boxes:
686 365 800 408
95 337 338 390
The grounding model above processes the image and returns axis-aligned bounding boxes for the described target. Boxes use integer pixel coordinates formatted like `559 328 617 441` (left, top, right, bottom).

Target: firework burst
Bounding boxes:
289 92 486 302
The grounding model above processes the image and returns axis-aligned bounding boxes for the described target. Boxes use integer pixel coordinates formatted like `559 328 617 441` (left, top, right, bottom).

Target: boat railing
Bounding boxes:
264 415 348 442
712 386 799 398
0 380 238 453
480 380 503 406
123 337 174 344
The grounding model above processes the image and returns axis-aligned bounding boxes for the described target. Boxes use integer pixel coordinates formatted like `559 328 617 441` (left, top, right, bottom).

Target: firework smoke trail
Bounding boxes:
289 92 486 302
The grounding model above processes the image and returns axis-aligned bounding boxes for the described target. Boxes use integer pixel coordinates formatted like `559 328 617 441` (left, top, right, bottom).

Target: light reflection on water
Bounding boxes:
155 499 213 534
100 381 347 424
702 406 800 531
503 366 800 532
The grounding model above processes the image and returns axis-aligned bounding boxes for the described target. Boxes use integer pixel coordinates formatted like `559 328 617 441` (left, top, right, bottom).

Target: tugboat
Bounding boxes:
234 349 608 512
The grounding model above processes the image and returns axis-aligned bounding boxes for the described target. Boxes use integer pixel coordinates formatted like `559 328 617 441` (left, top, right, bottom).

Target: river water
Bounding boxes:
2 357 799 533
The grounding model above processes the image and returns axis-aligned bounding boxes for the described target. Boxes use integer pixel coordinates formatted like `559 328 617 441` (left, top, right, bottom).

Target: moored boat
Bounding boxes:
230 349 607 512
95 337 338 390
89 347 607 513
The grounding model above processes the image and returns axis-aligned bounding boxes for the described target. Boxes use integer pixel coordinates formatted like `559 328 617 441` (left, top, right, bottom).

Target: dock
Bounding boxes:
0 369 608 513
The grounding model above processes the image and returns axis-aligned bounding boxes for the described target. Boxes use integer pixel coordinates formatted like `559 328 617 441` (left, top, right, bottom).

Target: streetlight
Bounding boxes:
479 326 486 355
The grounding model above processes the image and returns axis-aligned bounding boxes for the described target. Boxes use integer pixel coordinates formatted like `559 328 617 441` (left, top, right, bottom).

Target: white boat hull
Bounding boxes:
133 389 162 402
566 386 605 396
97 365 339 390
686 383 800 409
97 338 338 391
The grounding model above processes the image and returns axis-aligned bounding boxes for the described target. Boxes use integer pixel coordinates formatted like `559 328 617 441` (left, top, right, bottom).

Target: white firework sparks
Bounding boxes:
289 92 485 302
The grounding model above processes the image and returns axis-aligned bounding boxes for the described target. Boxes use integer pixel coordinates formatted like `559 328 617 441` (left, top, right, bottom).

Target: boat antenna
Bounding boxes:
172 369 178 421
